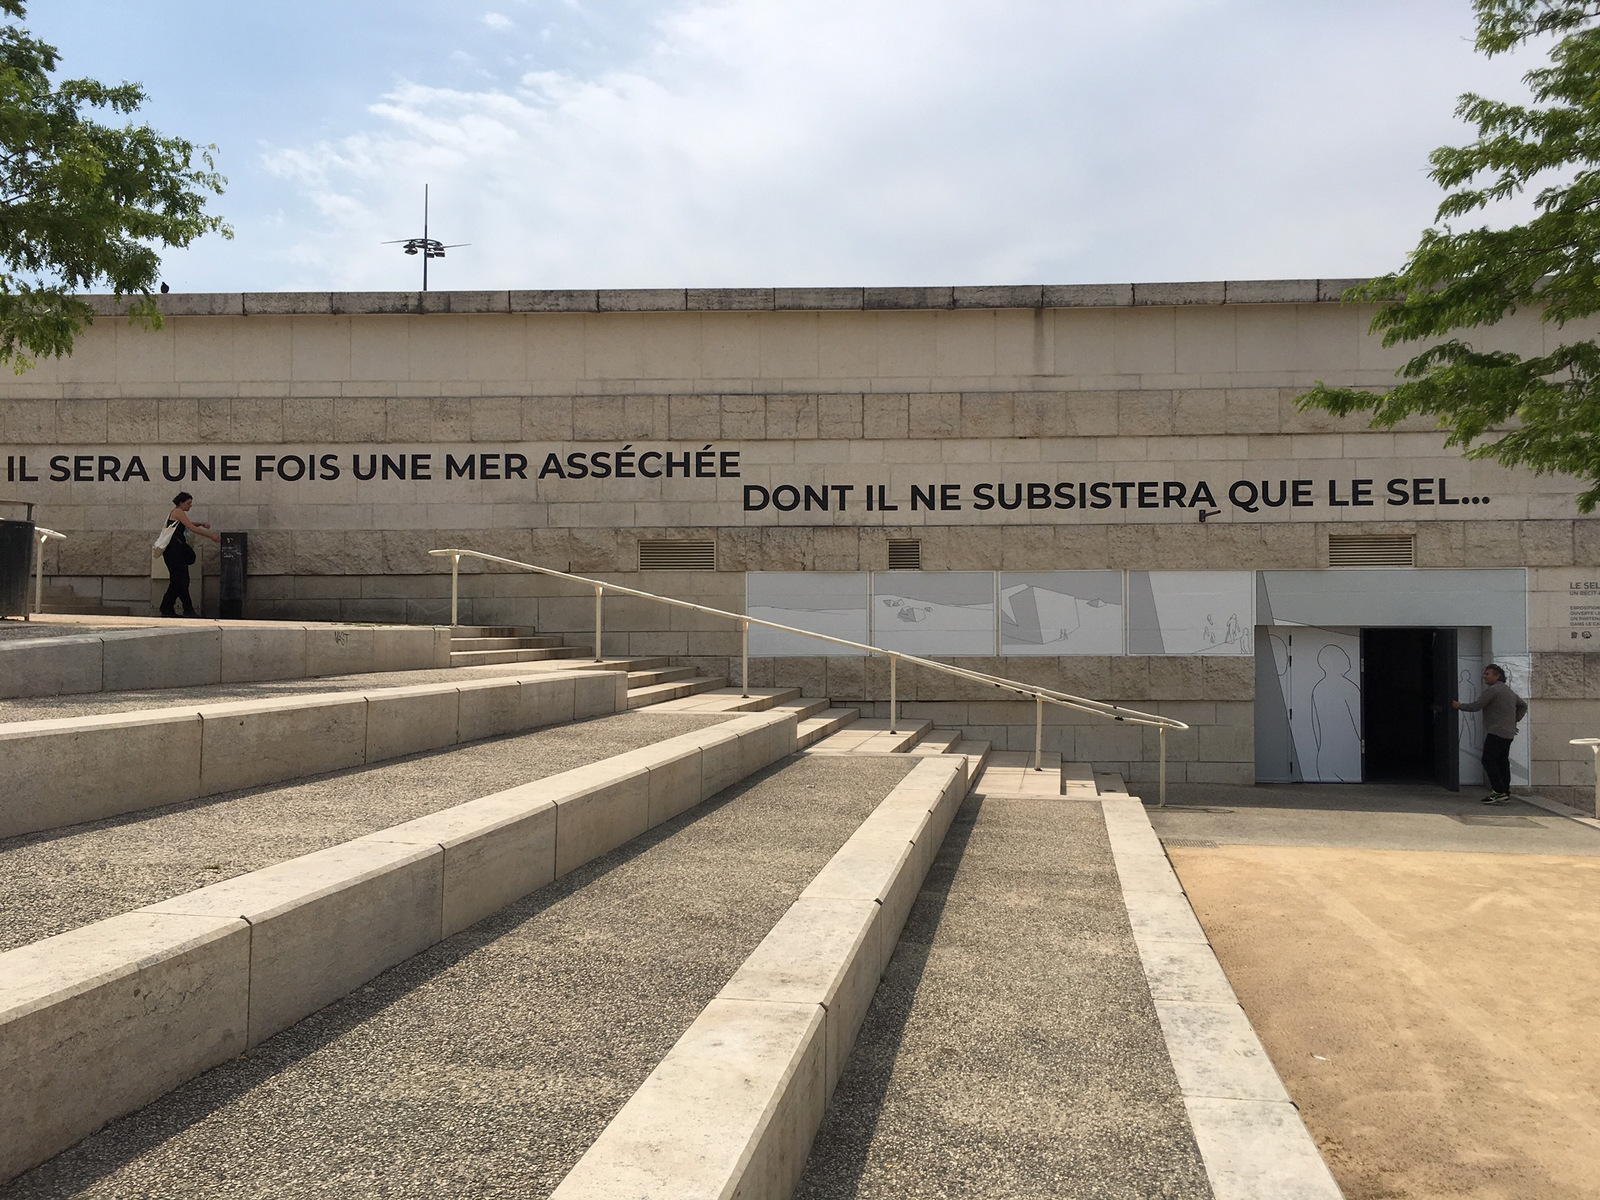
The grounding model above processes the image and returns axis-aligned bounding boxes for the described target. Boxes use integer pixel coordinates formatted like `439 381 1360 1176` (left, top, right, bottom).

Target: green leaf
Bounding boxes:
0 3 229 368
1298 0 1600 512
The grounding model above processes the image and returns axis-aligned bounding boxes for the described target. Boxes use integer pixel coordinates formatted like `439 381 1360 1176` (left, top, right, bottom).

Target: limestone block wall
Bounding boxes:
1 284 1594 793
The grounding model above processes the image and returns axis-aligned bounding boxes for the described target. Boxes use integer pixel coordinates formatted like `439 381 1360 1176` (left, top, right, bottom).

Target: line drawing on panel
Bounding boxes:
998 571 1124 655
745 572 869 655
1310 642 1362 782
870 571 996 656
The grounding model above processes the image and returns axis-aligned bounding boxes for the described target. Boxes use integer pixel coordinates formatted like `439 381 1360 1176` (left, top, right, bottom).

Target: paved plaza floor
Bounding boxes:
1150 783 1600 1200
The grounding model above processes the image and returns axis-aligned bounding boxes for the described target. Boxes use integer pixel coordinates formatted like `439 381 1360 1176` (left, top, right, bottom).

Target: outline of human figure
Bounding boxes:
1310 642 1362 782
1225 613 1241 645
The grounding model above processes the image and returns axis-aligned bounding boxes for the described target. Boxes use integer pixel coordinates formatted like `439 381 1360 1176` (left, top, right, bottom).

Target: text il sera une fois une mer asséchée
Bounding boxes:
4 445 1494 513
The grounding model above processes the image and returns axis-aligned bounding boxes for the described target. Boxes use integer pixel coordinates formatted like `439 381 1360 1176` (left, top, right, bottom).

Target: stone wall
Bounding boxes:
2 284 1595 796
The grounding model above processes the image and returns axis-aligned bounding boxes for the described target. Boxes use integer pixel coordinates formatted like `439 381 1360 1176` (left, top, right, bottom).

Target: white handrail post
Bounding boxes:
1578 739 1600 816
32 530 45 619
450 553 459 627
741 619 750 698
1159 725 1168 808
593 585 604 662
888 655 898 734
1034 694 1043 771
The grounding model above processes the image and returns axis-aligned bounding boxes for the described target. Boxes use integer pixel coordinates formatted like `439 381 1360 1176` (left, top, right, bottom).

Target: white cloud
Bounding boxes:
249 0 1544 290
482 12 513 30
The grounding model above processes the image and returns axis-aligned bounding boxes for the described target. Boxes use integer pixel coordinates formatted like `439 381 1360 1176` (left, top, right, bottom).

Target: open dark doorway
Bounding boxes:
1361 628 1459 787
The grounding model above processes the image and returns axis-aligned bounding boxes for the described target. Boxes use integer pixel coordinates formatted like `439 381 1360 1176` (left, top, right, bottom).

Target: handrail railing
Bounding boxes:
431 547 1189 804
1572 737 1600 816
31 526 64 620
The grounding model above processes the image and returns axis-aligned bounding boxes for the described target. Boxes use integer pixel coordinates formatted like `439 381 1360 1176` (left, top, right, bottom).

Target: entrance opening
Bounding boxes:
1361 628 1443 783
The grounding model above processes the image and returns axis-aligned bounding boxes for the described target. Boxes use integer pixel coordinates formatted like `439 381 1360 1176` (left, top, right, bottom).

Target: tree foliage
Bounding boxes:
0 0 228 370
1299 0 1600 511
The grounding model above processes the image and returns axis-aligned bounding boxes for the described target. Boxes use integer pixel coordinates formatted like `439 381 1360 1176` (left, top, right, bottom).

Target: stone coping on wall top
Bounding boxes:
82 279 1369 319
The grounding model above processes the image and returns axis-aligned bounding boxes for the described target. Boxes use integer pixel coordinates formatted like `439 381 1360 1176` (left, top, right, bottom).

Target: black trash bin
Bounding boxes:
220 531 248 619
0 518 35 618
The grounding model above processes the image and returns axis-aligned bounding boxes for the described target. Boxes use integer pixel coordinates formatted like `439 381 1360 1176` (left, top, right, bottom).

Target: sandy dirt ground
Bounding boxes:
1170 844 1600 1199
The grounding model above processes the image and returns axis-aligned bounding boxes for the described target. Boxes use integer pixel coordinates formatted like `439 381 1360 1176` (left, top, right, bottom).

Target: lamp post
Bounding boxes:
382 185 468 290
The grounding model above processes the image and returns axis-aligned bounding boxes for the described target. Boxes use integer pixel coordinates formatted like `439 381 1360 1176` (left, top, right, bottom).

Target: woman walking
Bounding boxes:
160 492 220 617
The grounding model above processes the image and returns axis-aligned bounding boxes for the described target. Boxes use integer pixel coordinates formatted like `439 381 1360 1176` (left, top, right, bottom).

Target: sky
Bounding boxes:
34 0 1550 292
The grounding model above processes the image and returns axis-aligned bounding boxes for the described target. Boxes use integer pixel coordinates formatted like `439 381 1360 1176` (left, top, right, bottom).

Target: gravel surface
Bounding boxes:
796 794 1212 1200
0 661 595 724
4 754 918 1199
0 622 109 642
0 711 728 953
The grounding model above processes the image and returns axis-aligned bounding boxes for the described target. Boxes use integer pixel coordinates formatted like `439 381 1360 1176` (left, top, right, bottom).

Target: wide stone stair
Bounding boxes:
0 618 1336 1199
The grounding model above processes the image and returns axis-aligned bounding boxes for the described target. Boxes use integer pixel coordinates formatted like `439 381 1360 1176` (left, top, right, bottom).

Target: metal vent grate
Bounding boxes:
1328 533 1415 568
887 539 921 570
638 540 716 571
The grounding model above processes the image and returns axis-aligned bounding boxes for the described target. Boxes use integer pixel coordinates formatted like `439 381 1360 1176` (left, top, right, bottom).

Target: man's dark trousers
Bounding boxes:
1482 733 1513 795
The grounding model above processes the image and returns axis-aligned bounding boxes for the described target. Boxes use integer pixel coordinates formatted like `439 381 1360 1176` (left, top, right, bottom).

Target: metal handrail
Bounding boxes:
30 526 64 620
1572 738 1600 816
431 547 1189 804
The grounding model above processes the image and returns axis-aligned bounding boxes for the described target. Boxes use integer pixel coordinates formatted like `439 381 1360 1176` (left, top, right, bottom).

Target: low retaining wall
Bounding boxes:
0 708 799 1184
1100 798 1343 1200
551 754 969 1199
0 670 627 840
0 623 453 700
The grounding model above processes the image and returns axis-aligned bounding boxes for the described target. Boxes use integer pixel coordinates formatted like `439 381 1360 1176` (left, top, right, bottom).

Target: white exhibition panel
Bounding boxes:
746 572 869 656
870 572 997 657
745 569 1254 657
1128 571 1254 656
998 571 1125 655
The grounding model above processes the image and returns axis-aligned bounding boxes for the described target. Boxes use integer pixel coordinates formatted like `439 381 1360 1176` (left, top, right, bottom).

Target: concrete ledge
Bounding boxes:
0 622 451 700
0 709 202 836
0 910 250 1182
553 998 826 1200
0 707 798 1183
103 627 222 691
0 668 628 840
80 281 1372 321
554 755 965 1199
200 694 370 795
1103 797 1343 1200
148 840 444 1045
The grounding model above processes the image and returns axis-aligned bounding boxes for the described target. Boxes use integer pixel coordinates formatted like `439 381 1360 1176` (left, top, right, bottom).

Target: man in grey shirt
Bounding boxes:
1454 664 1528 804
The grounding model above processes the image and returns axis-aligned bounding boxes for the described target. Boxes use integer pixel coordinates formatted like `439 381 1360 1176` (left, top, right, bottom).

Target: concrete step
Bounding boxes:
626 666 700 688
0 622 452 701
803 717 933 755
907 728 963 756
551 757 967 1199
0 669 631 840
1095 770 1133 798
772 696 832 723
644 687 804 714
1061 761 1100 799
449 647 588 666
625 675 727 710
449 636 566 652
449 625 540 638
970 750 1063 798
796 706 859 749
570 656 672 674
948 739 993 786
0 708 806 1184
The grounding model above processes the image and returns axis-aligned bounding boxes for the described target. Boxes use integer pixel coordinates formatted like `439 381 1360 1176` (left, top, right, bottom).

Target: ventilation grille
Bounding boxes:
887 539 922 570
1328 534 1414 568
638 540 716 571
